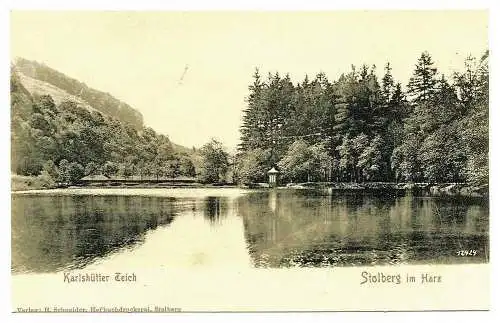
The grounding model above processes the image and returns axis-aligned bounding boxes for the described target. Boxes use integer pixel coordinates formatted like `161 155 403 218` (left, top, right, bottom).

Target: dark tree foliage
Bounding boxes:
10 73 199 184
198 139 229 183
237 51 489 186
407 51 438 103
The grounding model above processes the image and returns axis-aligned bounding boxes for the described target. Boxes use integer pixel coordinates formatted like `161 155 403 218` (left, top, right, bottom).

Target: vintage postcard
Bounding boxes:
9 10 490 313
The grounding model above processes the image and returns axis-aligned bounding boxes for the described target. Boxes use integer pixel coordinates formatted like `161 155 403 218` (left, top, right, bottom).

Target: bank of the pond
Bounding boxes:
11 175 488 197
11 175 50 191
10 174 238 192
280 181 488 198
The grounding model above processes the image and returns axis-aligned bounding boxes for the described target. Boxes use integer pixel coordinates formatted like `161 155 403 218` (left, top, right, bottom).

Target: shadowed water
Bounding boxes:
241 190 488 267
11 189 489 273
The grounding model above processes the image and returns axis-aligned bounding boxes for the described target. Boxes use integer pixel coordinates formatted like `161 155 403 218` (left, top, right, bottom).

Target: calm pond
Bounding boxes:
11 188 489 274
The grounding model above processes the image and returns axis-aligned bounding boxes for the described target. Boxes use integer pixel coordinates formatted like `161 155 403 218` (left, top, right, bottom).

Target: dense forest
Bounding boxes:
236 51 489 187
10 51 489 188
10 69 204 187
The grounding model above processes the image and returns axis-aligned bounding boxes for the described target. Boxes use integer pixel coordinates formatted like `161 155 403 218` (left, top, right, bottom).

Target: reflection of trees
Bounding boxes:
402 196 489 264
11 195 180 273
238 191 489 267
202 197 229 224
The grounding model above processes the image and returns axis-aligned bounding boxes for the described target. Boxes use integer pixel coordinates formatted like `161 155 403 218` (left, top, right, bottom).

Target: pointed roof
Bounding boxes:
267 167 279 174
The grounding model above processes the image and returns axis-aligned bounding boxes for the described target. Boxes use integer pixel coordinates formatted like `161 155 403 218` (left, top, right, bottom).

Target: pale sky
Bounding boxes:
10 11 488 151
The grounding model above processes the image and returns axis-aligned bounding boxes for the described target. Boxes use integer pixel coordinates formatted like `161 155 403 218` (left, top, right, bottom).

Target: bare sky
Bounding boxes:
10 11 488 150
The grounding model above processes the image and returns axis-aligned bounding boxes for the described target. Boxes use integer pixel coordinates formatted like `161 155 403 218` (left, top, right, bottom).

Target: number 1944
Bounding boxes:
456 250 477 256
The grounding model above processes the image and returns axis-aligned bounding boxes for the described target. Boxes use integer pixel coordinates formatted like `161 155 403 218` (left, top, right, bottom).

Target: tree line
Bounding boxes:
11 70 201 187
10 51 488 188
236 51 489 186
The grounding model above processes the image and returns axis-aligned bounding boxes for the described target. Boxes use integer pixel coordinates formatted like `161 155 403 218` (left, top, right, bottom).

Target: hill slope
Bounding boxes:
13 57 144 129
17 72 98 113
10 60 201 183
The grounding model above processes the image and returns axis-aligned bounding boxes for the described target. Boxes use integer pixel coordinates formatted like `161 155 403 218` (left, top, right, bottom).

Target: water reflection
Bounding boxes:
239 190 489 268
11 195 181 273
203 197 228 225
11 189 489 273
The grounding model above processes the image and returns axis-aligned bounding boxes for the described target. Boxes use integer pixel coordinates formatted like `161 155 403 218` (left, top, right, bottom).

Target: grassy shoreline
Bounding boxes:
11 175 50 192
11 175 488 198
11 174 239 192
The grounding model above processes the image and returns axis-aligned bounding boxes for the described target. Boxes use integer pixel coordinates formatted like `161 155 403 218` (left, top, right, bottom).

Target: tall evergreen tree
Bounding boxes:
407 51 438 103
238 51 488 186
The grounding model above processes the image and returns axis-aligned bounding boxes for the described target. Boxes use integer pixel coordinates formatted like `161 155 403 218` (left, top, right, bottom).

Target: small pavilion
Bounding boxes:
267 167 280 188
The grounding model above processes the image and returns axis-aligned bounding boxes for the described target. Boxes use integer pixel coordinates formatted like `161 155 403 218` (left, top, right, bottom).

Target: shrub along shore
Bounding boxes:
281 181 488 197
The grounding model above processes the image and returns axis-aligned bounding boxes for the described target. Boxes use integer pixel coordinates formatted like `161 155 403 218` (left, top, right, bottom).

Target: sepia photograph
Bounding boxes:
9 9 490 313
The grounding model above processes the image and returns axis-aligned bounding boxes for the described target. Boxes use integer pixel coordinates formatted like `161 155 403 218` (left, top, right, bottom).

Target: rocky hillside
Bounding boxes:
13 57 144 129
10 59 201 184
